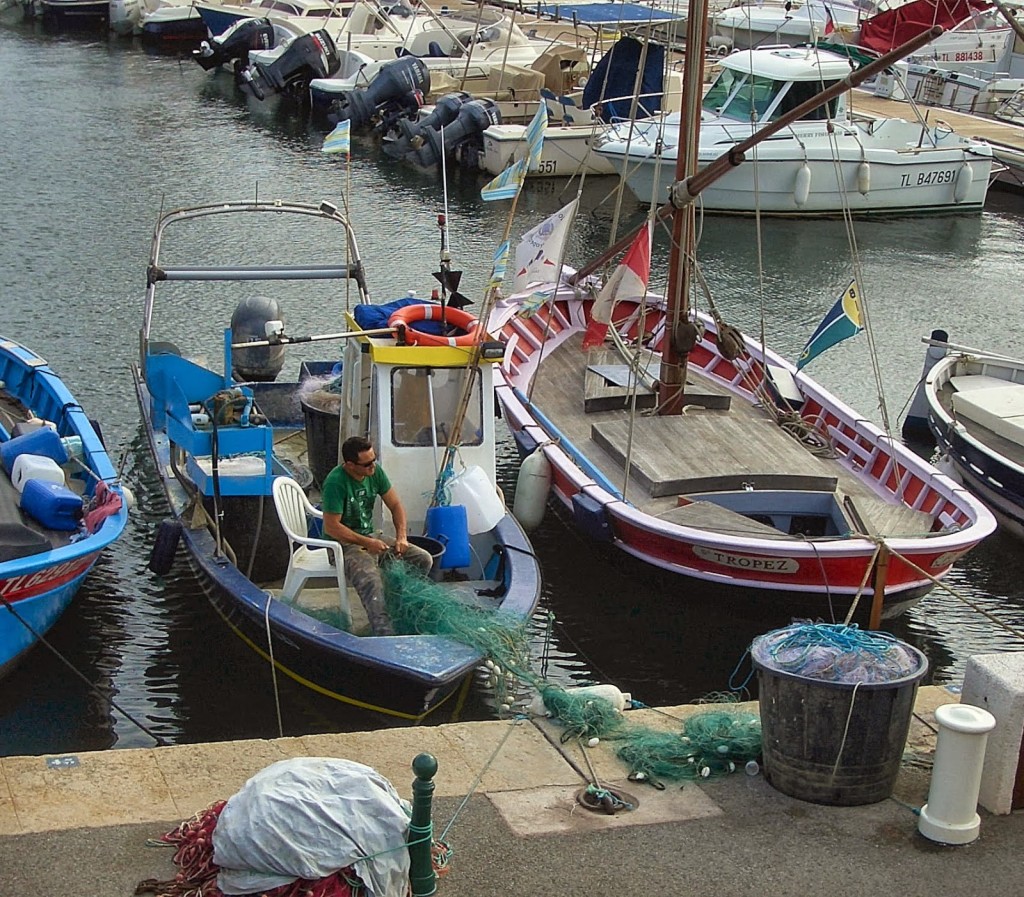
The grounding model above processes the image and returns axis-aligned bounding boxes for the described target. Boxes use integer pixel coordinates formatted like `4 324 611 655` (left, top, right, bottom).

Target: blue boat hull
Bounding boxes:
0 337 128 677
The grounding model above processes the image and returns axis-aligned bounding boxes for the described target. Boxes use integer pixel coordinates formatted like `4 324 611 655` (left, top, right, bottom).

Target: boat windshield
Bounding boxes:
702 70 786 122
703 68 841 122
391 367 483 447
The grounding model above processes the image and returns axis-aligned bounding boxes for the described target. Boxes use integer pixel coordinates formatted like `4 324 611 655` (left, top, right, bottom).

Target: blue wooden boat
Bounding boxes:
0 338 128 678
131 199 542 723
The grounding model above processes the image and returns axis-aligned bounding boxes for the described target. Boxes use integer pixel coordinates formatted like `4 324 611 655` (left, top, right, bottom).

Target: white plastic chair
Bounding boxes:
271 476 350 627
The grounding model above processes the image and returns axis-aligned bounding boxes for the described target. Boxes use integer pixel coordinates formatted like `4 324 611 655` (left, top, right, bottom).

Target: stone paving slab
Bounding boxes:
488 778 724 836
1 749 178 833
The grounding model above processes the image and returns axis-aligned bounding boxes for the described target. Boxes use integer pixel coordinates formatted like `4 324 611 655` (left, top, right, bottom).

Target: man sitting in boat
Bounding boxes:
321 436 433 636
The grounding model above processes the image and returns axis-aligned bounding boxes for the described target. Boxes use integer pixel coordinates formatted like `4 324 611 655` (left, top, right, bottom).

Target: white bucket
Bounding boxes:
447 465 504 534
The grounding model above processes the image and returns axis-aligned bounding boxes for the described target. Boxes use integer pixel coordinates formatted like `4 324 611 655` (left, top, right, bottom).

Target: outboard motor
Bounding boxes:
328 55 429 130
193 17 275 71
403 98 501 171
231 296 285 382
238 29 340 101
382 91 471 158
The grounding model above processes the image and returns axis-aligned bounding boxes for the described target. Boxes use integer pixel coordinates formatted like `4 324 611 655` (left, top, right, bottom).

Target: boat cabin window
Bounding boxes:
769 80 841 121
704 68 844 123
703 71 787 122
391 368 483 447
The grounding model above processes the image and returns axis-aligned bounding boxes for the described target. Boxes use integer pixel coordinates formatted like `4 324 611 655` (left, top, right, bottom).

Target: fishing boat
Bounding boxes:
486 27 996 620
131 199 542 722
0 337 128 678
594 43 995 215
907 332 1024 540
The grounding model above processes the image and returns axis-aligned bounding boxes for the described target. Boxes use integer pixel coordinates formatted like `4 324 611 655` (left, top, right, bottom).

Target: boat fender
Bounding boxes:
120 484 137 512
953 162 972 204
528 683 632 717
794 163 811 208
149 517 183 576
512 447 551 531
856 161 870 196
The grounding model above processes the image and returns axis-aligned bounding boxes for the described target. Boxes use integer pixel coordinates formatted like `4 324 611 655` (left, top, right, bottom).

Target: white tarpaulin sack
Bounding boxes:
212 757 412 897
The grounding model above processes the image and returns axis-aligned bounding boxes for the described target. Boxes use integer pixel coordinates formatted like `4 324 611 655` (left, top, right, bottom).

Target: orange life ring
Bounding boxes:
388 303 481 348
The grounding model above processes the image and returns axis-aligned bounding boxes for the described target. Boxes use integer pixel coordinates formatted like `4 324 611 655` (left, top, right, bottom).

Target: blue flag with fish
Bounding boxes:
796 280 863 369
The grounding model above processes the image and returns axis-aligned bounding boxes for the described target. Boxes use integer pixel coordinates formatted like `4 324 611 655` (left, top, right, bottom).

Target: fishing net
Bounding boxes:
614 697 761 783
381 567 763 775
751 622 925 684
382 563 535 707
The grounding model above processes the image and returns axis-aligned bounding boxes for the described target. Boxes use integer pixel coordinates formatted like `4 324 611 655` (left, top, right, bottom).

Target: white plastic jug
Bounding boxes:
447 465 504 534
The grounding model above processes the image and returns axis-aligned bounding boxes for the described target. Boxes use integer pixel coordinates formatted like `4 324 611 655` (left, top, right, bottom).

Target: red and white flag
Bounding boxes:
581 220 652 351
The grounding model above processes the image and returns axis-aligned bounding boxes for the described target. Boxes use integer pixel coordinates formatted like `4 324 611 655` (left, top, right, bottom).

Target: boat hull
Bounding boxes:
610 143 992 215
925 353 1024 541
0 338 127 677
489 288 995 618
40 0 107 27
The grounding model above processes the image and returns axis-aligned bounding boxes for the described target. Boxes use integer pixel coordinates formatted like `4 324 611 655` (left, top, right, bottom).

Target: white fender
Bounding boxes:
953 162 972 204
512 447 551 531
528 683 632 717
794 163 811 207
856 161 870 196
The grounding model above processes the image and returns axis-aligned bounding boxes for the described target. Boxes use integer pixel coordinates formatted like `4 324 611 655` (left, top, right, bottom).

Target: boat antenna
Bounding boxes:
432 151 471 311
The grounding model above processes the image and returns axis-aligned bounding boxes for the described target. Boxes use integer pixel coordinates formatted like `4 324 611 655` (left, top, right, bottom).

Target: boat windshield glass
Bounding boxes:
703 71 786 122
391 368 483 447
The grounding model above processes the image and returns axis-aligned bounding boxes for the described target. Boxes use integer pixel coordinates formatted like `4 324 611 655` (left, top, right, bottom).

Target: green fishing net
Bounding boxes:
615 705 762 783
379 565 764 782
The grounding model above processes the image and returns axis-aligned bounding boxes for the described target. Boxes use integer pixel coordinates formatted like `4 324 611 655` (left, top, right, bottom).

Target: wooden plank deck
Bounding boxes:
530 334 936 538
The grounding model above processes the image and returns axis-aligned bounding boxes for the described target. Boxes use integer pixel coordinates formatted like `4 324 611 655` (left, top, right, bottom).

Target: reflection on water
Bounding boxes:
1 22 1024 756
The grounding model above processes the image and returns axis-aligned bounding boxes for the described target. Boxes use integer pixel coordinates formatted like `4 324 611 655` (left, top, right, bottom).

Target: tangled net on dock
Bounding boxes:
615 702 762 784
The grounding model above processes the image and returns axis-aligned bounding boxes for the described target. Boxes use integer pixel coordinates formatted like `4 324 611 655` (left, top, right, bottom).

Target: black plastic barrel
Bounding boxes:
300 390 341 488
752 630 928 806
408 535 445 581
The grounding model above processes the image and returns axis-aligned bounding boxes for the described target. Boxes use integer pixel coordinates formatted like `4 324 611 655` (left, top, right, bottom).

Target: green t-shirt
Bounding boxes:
321 464 392 536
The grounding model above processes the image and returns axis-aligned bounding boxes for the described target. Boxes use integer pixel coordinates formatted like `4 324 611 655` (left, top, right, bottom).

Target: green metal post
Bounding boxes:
408 752 438 897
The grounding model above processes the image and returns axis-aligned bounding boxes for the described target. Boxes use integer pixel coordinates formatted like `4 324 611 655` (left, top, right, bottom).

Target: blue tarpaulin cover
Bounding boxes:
582 35 666 121
535 2 683 24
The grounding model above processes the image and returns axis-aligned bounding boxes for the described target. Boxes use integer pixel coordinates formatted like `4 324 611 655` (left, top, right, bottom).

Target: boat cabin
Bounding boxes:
702 47 854 124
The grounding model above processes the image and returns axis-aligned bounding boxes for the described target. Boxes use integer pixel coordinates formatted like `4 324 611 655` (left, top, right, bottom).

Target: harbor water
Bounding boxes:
1 19 1023 756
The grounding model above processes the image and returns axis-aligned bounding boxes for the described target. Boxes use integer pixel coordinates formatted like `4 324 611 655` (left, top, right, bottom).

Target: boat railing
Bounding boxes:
150 264 364 282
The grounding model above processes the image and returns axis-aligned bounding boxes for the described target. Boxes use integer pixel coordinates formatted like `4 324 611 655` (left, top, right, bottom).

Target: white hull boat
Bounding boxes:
595 45 994 215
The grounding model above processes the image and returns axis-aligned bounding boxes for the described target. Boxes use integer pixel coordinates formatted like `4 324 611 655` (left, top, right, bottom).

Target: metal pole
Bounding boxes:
408 753 438 897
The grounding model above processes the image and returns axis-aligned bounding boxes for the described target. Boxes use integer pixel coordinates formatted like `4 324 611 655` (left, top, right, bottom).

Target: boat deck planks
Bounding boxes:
532 333 936 538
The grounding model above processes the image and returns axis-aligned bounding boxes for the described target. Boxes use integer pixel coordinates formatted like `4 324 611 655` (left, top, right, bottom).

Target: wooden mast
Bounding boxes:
657 0 710 415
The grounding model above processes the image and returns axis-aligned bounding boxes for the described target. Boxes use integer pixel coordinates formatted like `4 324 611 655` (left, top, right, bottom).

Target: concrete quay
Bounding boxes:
1 685 1022 897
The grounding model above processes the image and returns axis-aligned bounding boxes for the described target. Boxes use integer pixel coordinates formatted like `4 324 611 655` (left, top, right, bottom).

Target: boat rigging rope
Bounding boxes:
0 593 167 745
263 592 285 739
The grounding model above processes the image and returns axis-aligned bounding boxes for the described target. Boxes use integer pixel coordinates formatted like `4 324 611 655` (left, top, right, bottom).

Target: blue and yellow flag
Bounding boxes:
322 120 351 155
481 158 526 201
486 239 510 291
797 280 863 370
523 102 548 171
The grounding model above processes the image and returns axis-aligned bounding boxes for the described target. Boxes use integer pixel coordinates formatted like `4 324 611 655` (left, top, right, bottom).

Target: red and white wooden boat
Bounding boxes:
490 286 995 619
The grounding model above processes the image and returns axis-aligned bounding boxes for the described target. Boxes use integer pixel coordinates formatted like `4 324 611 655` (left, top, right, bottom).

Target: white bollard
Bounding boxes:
918 703 997 845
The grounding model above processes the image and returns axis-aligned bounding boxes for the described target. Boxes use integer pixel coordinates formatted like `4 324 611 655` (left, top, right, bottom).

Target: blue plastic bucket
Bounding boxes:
425 504 471 569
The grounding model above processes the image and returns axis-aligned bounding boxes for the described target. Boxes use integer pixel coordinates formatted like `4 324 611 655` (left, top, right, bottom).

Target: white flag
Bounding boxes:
513 198 579 292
